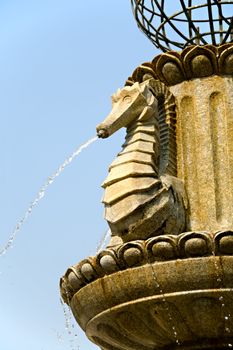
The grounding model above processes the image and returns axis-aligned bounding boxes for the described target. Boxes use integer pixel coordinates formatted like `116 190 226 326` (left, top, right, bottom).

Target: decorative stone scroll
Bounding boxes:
125 44 233 87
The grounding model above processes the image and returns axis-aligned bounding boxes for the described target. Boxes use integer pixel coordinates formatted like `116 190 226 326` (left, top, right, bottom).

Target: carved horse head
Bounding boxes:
96 81 157 138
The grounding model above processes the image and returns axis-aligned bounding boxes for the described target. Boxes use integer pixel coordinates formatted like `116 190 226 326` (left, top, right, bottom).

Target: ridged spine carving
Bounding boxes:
148 79 177 177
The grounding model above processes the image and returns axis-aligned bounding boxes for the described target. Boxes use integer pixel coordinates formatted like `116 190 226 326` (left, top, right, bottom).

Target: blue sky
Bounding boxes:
0 1 158 349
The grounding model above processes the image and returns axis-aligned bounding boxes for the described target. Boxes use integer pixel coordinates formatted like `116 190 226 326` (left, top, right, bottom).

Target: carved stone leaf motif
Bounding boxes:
128 44 233 87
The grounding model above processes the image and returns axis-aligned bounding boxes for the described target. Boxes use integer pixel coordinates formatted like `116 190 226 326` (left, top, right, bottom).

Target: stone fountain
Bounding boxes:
60 1 233 349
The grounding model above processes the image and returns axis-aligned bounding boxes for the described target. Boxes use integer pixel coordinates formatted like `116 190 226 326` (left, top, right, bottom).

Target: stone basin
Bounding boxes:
60 231 233 349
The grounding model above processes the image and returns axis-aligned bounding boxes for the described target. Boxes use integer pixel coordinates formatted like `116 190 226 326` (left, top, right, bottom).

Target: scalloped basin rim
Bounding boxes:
70 256 233 330
70 254 233 350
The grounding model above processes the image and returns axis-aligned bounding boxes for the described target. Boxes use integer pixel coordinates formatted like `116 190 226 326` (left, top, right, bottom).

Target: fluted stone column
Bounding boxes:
171 75 233 231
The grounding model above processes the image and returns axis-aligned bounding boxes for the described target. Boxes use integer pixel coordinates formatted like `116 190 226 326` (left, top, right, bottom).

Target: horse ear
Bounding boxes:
132 82 140 90
139 80 151 95
111 93 118 104
111 88 122 104
138 106 154 121
124 81 141 95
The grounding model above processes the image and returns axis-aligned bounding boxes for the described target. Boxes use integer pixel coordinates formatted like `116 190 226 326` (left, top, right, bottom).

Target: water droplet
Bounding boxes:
57 333 63 343
219 296 224 301
150 264 180 346
39 191 45 199
48 177 53 184
228 343 233 348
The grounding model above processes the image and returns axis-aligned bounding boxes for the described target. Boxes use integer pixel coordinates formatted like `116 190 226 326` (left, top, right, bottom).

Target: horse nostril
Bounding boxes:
97 129 108 138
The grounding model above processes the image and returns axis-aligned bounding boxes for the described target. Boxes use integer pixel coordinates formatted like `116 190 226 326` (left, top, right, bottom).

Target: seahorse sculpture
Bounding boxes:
97 75 187 245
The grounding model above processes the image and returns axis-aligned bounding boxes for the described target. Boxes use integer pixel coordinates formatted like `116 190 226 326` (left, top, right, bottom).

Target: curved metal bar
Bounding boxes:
188 0 193 39
217 0 223 42
207 0 217 45
160 0 171 49
130 0 233 51
133 1 161 48
180 0 208 45
213 0 232 30
153 0 192 43
222 16 233 43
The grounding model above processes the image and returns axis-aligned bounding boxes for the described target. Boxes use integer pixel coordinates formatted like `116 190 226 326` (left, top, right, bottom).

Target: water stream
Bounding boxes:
59 227 110 350
96 228 111 253
150 264 181 346
212 254 232 346
150 251 233 347
60 297 79 350
0 136 98 257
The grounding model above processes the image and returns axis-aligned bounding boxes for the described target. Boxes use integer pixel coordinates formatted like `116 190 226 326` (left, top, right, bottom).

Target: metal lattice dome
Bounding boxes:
131 0 233 52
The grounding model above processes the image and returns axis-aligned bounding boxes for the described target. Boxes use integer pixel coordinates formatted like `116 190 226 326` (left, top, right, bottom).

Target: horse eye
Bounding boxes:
123 95 132 103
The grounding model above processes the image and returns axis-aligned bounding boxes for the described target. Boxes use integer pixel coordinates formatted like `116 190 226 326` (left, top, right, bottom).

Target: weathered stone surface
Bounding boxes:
60 231 233 299
104 184 164 224
170 75 233 232
119 140 155 155
61 254 233 350
123 131 156 145
109 151 155 170
102 163 156 188
103 177 159 204
127 123 157 135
